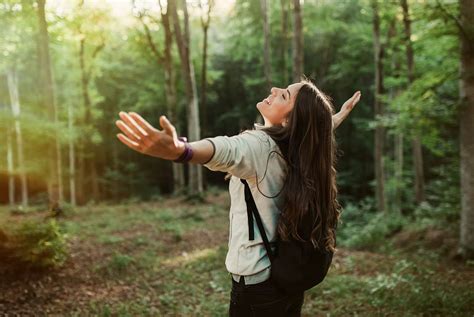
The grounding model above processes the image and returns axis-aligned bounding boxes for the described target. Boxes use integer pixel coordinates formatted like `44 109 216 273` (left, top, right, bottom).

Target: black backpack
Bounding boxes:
241 179 334 294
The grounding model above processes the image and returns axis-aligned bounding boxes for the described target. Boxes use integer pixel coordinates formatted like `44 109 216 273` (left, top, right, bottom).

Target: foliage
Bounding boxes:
0 219 68 271
338 200 407 250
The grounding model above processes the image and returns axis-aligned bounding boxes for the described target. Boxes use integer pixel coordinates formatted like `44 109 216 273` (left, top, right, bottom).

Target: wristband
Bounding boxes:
173 137 194 163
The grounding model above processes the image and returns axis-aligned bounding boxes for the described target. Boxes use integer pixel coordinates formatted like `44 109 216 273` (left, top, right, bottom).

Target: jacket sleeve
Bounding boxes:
203 130 269 179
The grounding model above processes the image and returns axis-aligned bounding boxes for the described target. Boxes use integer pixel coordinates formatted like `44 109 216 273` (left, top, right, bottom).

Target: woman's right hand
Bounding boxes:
115 112 185 161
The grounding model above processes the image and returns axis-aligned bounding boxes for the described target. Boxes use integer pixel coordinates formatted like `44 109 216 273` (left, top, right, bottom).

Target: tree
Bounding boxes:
292 0 303 81
37 0 63 209
169 0 203 195
260 0 272 91
280 0 290 85
459 0 474 259
372 0 386 212
401 0 425 205
7 69 28 208
78 29 104 203
136 1 186 193
199 0 213 138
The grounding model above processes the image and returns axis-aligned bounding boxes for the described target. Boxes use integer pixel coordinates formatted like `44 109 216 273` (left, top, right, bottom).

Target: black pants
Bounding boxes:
229 276 305 317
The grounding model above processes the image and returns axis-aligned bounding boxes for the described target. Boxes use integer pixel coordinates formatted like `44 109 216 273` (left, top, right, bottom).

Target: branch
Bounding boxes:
435 0 473 46
138 14 164 64
199 0 213 29
91 41 105 60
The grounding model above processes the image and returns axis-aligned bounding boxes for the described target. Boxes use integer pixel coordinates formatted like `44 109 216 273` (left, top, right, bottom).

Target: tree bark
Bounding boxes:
459 0 474 259
281 0 289 84
161 3 185 193
260 0 272 91
372 0 386 212
7 69 28 208
68 102 76 206
6 121 15 208
170 0 203 195
200 0 212 138
292 0 303 82
78 29 104 203
401 0 425 204
139 3 186 194
37 0 61 210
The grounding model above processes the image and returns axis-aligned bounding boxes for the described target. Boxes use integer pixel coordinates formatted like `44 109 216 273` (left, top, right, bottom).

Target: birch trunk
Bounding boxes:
7 69 28 207
459 0 474 259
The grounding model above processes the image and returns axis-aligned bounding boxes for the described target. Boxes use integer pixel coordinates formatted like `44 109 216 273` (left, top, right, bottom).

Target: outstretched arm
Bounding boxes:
333 91 361 129
116 112 213 164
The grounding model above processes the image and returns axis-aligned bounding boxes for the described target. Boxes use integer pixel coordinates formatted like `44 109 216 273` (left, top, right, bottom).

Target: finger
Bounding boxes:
115 120 141 142
116 133 141 151
353 91 361 105
159 115 176 136
119 111 149 137
129 112 156 133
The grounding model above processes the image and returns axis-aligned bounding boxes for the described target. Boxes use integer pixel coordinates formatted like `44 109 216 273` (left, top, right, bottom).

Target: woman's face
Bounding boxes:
256 83 303 126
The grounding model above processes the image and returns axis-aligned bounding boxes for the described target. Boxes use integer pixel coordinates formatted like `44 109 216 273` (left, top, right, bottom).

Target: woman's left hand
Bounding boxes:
333 91 361 129
340 91 361 114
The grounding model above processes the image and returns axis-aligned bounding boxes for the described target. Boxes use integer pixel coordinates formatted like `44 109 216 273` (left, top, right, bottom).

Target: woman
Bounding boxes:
116 79 361 316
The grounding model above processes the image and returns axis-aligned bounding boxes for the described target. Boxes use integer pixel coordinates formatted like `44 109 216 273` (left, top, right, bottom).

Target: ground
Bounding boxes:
0 191 473 316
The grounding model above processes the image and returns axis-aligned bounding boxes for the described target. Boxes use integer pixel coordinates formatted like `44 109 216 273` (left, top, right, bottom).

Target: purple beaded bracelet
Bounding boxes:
173 137 194 163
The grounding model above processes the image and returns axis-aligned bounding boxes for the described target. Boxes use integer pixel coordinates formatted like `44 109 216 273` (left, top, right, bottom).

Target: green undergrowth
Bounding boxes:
2 190 473 316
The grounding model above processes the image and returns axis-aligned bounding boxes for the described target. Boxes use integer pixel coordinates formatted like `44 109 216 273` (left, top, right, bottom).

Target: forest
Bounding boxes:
0 0 473 315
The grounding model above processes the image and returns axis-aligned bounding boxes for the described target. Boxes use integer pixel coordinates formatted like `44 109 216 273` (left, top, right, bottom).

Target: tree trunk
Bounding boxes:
401 0 425 204
292 0 303 82
112 141 120 200
395 133 404 212
7 69 28 208
459 0 474 259
7 122 15 208
68 102 76 206
77 144 85 204
260 0 272 91
79 36 100 202
372 0 386 212
170 0 203 195
55 118 64 203
141 3 186 194
281 0 289 85
200 0 212 138
37 0 61 210
162 4 185 193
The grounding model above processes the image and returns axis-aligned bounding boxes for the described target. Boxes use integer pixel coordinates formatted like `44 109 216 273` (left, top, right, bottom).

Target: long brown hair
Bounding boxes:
262 80 341 253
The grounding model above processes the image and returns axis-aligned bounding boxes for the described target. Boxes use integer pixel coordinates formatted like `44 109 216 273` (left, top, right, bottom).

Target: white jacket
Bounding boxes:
204 124 287 284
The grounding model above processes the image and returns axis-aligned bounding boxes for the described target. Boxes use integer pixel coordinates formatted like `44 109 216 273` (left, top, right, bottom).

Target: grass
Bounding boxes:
1 191 473 316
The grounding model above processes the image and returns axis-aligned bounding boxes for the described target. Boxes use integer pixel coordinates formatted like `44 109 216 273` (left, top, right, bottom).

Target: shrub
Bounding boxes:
338 201 407 250
0 219 68 272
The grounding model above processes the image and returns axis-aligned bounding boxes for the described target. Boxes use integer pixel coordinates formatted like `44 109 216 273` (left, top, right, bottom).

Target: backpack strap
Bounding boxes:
240 179 275 262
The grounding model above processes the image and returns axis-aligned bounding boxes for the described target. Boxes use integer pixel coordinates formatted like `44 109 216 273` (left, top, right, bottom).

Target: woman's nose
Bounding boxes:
270 87 277 95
